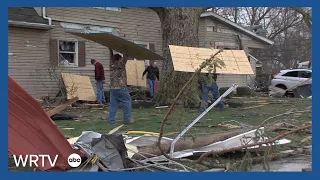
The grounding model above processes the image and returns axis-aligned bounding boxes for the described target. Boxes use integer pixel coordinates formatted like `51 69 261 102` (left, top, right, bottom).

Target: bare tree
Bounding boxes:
150 8 206 104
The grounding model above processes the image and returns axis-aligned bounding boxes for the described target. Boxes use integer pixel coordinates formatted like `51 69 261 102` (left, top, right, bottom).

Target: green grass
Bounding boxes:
56 97 312 141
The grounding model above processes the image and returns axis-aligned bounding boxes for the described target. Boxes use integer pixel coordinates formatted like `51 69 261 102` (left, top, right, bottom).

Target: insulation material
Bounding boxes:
126 60 147 87
61 73 96 101
169 45 254 75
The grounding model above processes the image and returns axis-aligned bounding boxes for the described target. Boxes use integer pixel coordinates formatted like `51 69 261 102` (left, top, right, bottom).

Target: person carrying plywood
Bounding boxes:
91 59 106 105
108 48 134 125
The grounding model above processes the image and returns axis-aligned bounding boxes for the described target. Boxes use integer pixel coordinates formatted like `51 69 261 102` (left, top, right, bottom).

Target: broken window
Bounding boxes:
59 40 78 66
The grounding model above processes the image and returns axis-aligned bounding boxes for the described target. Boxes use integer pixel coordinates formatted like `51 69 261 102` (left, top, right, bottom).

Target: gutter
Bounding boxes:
42 7 52 25
8 20 54 30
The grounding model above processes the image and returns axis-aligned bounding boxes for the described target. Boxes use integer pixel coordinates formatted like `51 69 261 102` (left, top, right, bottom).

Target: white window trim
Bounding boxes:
92 7 121 12
206 25 215 32
134 41 150 49
58 39 79 67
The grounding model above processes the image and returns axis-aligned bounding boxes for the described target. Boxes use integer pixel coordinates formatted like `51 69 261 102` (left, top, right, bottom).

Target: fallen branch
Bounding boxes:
197 125 312 162
133 128 247 160
156 49 224 158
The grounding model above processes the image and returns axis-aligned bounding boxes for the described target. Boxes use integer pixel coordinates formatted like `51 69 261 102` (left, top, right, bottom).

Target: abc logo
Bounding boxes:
67 153 81 168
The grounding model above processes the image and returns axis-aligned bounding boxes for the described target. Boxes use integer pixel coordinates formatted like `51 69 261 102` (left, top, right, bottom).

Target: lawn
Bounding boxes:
56 97 312 143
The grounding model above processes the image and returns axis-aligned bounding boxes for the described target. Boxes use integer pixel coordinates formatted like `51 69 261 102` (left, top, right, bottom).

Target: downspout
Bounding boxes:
42 7 52 25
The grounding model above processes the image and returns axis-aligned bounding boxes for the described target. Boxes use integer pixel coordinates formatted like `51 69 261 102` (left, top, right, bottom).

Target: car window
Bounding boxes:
283 71 299 77
299 71 312 78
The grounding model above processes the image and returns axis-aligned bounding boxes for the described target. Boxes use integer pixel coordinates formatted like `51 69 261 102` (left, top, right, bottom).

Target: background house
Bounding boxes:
8 7 273 99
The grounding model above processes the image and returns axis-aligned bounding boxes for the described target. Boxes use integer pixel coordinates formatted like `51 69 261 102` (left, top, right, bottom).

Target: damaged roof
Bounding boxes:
8 7 48 24
201 11 274 45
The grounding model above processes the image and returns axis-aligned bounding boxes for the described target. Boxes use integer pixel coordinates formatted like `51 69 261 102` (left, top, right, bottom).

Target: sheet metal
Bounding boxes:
8 76 80 171
69 32 164 60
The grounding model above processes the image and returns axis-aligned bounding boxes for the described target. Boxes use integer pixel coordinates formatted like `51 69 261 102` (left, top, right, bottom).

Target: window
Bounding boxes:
92 7 121 12
59 40 78 66
134 41 150 66
299 71 312 78
134 41 149 49
206 26 215 32
283 71 299 77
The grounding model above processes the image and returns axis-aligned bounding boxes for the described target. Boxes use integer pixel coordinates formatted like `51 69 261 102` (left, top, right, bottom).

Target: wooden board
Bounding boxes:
69 32 164 60
169 45 254 75
126 60 147 87
46 97 79 117
61 73 96 102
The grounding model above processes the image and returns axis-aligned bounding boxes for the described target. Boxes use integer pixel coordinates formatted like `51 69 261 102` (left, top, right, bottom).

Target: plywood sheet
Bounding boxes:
169 45 254 75
126 60 147 87
69 32 164 60
61 73 96 102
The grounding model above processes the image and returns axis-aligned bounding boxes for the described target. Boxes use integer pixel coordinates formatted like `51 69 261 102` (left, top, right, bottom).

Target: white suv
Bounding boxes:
270 69 312 91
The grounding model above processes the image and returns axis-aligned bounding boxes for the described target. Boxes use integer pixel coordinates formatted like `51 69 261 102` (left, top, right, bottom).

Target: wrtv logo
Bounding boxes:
13 154 59 168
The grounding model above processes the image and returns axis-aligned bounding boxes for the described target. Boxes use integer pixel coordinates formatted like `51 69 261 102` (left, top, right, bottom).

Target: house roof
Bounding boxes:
200 11 274 45
8 7 48 24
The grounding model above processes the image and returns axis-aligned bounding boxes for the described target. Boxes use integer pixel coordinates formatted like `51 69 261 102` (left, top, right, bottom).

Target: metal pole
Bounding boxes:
169 84 238 157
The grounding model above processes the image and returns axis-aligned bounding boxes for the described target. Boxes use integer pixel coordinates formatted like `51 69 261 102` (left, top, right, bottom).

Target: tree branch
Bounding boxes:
197 124 311 162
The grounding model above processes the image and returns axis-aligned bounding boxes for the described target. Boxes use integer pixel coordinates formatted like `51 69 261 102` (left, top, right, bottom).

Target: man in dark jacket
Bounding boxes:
142 61 159 98
199 73 225 112
108 48 134 125
91 59 106 105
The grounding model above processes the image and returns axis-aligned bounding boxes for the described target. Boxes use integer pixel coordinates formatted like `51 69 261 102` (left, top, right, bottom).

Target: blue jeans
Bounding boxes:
108 88 132 124
200 81 224 112
96 80 106 104
148 79 156 97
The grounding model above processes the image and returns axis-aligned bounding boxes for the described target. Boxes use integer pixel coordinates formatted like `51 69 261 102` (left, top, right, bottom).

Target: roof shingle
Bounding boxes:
8 7 48 24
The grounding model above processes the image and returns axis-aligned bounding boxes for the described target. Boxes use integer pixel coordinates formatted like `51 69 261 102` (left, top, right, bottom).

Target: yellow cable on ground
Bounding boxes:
125 131 159 136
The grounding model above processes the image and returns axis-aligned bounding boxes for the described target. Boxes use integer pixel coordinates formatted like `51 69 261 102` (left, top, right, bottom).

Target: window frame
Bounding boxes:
206 25 215 32
58 39 79 67
134 41 150 66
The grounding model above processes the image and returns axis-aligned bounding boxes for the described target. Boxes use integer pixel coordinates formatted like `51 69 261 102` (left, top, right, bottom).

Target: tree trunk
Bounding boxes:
151 8 205 104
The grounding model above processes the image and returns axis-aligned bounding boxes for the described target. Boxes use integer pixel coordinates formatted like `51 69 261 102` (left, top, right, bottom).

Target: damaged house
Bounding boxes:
8 7 273 99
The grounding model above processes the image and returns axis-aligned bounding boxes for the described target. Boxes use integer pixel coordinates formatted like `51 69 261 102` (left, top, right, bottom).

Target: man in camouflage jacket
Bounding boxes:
108 48 134 125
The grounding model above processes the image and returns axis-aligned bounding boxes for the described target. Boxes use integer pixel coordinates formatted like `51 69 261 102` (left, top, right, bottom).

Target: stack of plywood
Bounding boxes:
169 45 254 75
126 60 147 87
61 73 96 102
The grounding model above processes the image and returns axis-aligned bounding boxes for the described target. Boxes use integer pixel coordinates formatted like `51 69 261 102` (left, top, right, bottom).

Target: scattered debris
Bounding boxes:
46 97 79 117
242 104 266 110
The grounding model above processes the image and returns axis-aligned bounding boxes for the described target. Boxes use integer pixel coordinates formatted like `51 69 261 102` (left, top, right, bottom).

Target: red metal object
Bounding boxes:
8 76 80 171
